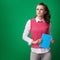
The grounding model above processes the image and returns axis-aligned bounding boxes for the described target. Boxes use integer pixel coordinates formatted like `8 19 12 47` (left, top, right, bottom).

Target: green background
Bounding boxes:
0 0 60 60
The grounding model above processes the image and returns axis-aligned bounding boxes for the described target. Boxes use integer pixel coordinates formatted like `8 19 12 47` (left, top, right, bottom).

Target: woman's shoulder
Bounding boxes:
27 18 35 23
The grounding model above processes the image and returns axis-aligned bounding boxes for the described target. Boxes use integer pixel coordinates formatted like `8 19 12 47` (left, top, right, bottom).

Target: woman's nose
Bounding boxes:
38 10 41 12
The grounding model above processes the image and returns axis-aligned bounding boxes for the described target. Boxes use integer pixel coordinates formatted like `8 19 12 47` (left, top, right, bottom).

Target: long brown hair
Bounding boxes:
35 3 51 24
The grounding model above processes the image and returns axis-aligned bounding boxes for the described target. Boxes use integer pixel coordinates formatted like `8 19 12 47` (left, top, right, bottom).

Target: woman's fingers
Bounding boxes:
37 38 42 44
32 38 42 44
51 39 54 44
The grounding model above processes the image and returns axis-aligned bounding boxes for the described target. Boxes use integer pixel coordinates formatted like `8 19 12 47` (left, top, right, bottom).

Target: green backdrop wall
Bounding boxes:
0 0 60 60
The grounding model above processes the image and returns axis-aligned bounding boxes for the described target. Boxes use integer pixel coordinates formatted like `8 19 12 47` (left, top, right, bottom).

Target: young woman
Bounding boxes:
22 2 54 60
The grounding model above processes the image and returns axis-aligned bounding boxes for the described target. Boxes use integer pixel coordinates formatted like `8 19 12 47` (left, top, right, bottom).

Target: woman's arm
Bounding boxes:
22 20 33 45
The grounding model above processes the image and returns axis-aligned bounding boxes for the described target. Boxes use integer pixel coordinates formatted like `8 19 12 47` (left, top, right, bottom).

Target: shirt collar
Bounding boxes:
35 17 45 23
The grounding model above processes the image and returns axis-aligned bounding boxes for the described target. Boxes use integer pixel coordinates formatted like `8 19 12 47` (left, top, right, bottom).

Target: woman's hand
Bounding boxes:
32 38 42 44
51 39 54 44
37 38 42 44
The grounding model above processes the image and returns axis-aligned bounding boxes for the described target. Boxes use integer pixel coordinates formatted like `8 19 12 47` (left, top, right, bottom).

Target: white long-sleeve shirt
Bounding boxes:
22 17 51 54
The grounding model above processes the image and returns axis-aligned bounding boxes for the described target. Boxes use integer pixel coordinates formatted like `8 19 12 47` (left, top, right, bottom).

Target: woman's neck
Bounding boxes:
37 16 44 20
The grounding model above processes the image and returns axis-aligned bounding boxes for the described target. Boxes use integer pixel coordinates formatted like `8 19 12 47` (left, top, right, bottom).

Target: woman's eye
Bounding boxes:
36 8 44 11
36 8 39 10
40 9 44 10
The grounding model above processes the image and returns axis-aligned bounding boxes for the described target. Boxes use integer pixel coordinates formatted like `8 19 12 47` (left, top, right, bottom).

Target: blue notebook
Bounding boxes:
40 34 52 49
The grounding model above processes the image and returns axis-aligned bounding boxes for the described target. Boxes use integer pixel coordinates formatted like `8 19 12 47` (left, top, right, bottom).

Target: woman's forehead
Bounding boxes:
36 5 45 9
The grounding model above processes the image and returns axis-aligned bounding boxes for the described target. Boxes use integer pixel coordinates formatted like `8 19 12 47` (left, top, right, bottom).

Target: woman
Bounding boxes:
22 2 54 60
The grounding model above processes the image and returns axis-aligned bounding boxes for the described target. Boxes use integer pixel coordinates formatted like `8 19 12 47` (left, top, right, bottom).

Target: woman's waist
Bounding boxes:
31 47 50 54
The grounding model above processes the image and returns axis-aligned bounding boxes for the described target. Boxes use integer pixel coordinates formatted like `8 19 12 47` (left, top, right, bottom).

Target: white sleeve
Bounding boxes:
22 20 33 45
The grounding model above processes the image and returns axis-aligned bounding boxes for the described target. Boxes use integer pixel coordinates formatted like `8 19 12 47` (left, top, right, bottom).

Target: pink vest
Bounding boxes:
30 18 50 48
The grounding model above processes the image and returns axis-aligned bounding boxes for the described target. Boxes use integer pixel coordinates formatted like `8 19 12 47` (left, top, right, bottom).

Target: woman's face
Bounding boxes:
36 5 46 17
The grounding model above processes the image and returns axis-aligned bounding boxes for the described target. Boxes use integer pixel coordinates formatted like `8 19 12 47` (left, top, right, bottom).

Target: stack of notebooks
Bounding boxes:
40 34 52 49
